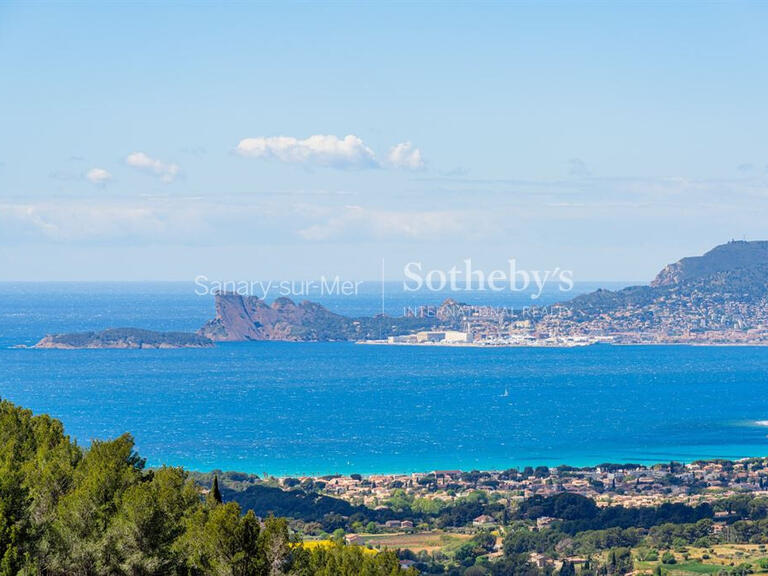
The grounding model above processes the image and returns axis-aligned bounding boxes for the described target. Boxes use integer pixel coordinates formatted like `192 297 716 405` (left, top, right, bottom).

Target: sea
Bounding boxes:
2 281 768 476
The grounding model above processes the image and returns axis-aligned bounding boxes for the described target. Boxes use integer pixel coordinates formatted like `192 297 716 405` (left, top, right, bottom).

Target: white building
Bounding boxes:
444 330 473 343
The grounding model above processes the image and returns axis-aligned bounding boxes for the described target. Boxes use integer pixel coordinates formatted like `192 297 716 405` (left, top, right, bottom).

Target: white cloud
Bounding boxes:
388 141 425 170
236 134 378 169
85 168 112 185
125 152 180 182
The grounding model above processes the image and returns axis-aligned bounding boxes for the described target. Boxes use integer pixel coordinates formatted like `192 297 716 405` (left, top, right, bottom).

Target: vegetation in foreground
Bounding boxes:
0 399 412 575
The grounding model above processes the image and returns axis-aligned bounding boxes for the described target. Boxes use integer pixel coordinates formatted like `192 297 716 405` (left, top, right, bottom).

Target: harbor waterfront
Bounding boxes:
2 282 768 476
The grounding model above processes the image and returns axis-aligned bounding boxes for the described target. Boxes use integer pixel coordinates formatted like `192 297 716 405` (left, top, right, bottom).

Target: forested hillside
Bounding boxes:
0 399 412 576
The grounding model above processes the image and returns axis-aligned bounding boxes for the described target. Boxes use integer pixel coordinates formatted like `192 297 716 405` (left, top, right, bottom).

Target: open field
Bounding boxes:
299 540 378 555
635 545 768 575
357 531 475 554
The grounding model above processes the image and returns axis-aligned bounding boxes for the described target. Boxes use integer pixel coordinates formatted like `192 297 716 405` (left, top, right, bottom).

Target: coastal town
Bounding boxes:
288 457 768 518
199 454 768 574
383 302 609 347
378 296 768 347
373 240 768 348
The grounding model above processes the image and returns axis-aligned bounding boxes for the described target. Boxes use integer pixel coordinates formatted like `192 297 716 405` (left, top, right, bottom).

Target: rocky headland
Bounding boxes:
198 292 436 342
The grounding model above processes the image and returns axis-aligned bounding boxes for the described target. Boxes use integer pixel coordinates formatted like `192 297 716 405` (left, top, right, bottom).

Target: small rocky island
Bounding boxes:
34 328 214 349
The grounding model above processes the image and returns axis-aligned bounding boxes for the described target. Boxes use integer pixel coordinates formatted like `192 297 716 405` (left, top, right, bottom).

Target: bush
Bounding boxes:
662 552 677 565
636 548 659 562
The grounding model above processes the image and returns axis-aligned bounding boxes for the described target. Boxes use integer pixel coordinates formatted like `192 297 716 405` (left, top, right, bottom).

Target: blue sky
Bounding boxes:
1 1 767 281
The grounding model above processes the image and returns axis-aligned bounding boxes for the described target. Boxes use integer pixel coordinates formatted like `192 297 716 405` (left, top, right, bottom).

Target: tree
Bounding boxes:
0 457 28 576
260 516 292 576
180 502 266 576
108 466 200 574
50 433 145 574
559 560 576 576
208 474 223 506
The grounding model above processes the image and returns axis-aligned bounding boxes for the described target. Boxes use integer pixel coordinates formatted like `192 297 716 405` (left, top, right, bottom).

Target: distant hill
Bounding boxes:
565 240 768 314
537 240 768 343
222 483 362 523
34 328 214 349
652 240 768 287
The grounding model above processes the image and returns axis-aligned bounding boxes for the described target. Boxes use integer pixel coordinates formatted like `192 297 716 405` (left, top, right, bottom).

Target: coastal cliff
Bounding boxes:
198 293 356 341
34 328 214 349
198 292 437 342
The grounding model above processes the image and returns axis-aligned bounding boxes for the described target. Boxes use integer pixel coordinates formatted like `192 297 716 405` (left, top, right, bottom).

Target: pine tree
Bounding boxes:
209 474 223 505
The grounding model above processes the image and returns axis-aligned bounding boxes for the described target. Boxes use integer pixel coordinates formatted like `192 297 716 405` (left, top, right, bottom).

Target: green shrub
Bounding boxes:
662 552 677 565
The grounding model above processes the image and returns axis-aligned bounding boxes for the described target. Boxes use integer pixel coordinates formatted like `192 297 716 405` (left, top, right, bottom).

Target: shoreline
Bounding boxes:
19 338 768 350
358 339 768 348
169 450 768 480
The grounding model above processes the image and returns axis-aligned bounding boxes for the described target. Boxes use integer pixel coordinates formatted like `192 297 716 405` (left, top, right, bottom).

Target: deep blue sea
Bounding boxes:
2 281 768 476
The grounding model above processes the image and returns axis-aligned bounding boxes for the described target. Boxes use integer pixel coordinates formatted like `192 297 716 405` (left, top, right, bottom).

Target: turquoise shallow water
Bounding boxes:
1 283 767 475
